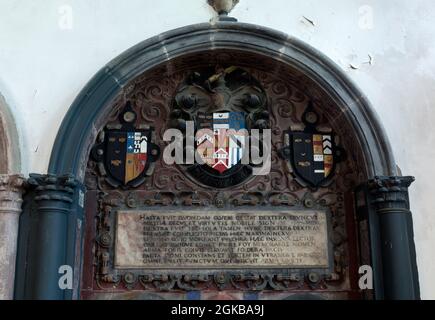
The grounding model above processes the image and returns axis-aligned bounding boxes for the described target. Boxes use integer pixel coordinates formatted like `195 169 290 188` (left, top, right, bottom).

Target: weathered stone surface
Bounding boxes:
115 210 329 269
0 94 21 174
0 174 24 300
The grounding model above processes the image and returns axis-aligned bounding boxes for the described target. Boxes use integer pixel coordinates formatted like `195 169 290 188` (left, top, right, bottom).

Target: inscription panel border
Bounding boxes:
114 209 332 270
90 204 336 292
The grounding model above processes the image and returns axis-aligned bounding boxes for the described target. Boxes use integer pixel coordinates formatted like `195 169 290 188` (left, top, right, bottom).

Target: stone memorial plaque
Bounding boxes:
115 210 330 269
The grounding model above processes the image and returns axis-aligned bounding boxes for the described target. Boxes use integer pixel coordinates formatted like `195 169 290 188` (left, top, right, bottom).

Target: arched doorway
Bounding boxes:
14 22 419 300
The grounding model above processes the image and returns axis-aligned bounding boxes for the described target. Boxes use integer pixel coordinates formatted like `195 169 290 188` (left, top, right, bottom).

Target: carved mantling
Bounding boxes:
0 174 25 214
368 176 414 213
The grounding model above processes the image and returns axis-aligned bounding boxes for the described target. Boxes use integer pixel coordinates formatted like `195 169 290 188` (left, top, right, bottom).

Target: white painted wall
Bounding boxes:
0 0 434 299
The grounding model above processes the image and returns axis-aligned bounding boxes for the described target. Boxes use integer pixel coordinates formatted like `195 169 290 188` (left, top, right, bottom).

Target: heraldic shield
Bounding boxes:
105 130 151 185
282 104 339 187
91 102 160 187
290 132 334 187
196 111 246 174
170 66 270 188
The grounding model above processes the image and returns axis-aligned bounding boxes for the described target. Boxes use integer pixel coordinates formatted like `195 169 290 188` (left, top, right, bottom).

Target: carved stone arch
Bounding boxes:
48 23 396 179
15 22 419 300
0 93 24 300
0 94 21 174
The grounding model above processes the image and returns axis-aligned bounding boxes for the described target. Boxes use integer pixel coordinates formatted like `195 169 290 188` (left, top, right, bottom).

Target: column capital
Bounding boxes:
368 175 415 214
0 174 25 299
0 174 25 191
0 174 25 214
27 173 79 204
368 175 415 189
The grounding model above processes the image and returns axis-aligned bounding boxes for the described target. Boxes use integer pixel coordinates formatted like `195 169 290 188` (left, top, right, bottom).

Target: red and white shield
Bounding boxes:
196 112 246 173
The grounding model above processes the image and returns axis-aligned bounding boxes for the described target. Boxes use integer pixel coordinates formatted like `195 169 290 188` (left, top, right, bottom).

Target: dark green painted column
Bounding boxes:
368 176 420 300
26 174 82 300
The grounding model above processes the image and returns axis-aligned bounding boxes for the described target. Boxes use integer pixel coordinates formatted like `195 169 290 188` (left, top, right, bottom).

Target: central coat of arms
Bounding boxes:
169 66 269 188
196 111 246 173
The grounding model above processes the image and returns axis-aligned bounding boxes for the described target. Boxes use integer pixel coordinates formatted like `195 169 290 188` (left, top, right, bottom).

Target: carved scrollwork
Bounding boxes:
268 192 299 206
144 192 176 206
230 274 268 291
139 274 177 291
177 274 213 291
83 53 363 297
229 191 263 206
268 274 304 291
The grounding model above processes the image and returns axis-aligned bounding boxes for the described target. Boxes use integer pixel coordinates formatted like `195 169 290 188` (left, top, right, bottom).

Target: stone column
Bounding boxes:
0 174 24 300
26 174 81 300
368 176 420 299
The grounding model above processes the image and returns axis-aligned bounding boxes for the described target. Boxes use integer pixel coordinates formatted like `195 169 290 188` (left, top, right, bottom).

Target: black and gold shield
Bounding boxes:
91 102 161 188
105 130 153 186
290 132 334 187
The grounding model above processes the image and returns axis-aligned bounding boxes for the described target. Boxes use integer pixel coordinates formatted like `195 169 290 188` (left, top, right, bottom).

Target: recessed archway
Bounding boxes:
15 22 419 300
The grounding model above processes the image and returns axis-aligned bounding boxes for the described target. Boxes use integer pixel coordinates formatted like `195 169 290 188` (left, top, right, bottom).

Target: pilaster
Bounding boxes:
0 174 24 300
367 176 419 299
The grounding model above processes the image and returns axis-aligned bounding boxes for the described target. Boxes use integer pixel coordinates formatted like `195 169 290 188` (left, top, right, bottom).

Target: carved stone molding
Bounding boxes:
0 174 24 214
368 176 414 214
27 174 79 210
0 174 25 300
1 93 22 174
